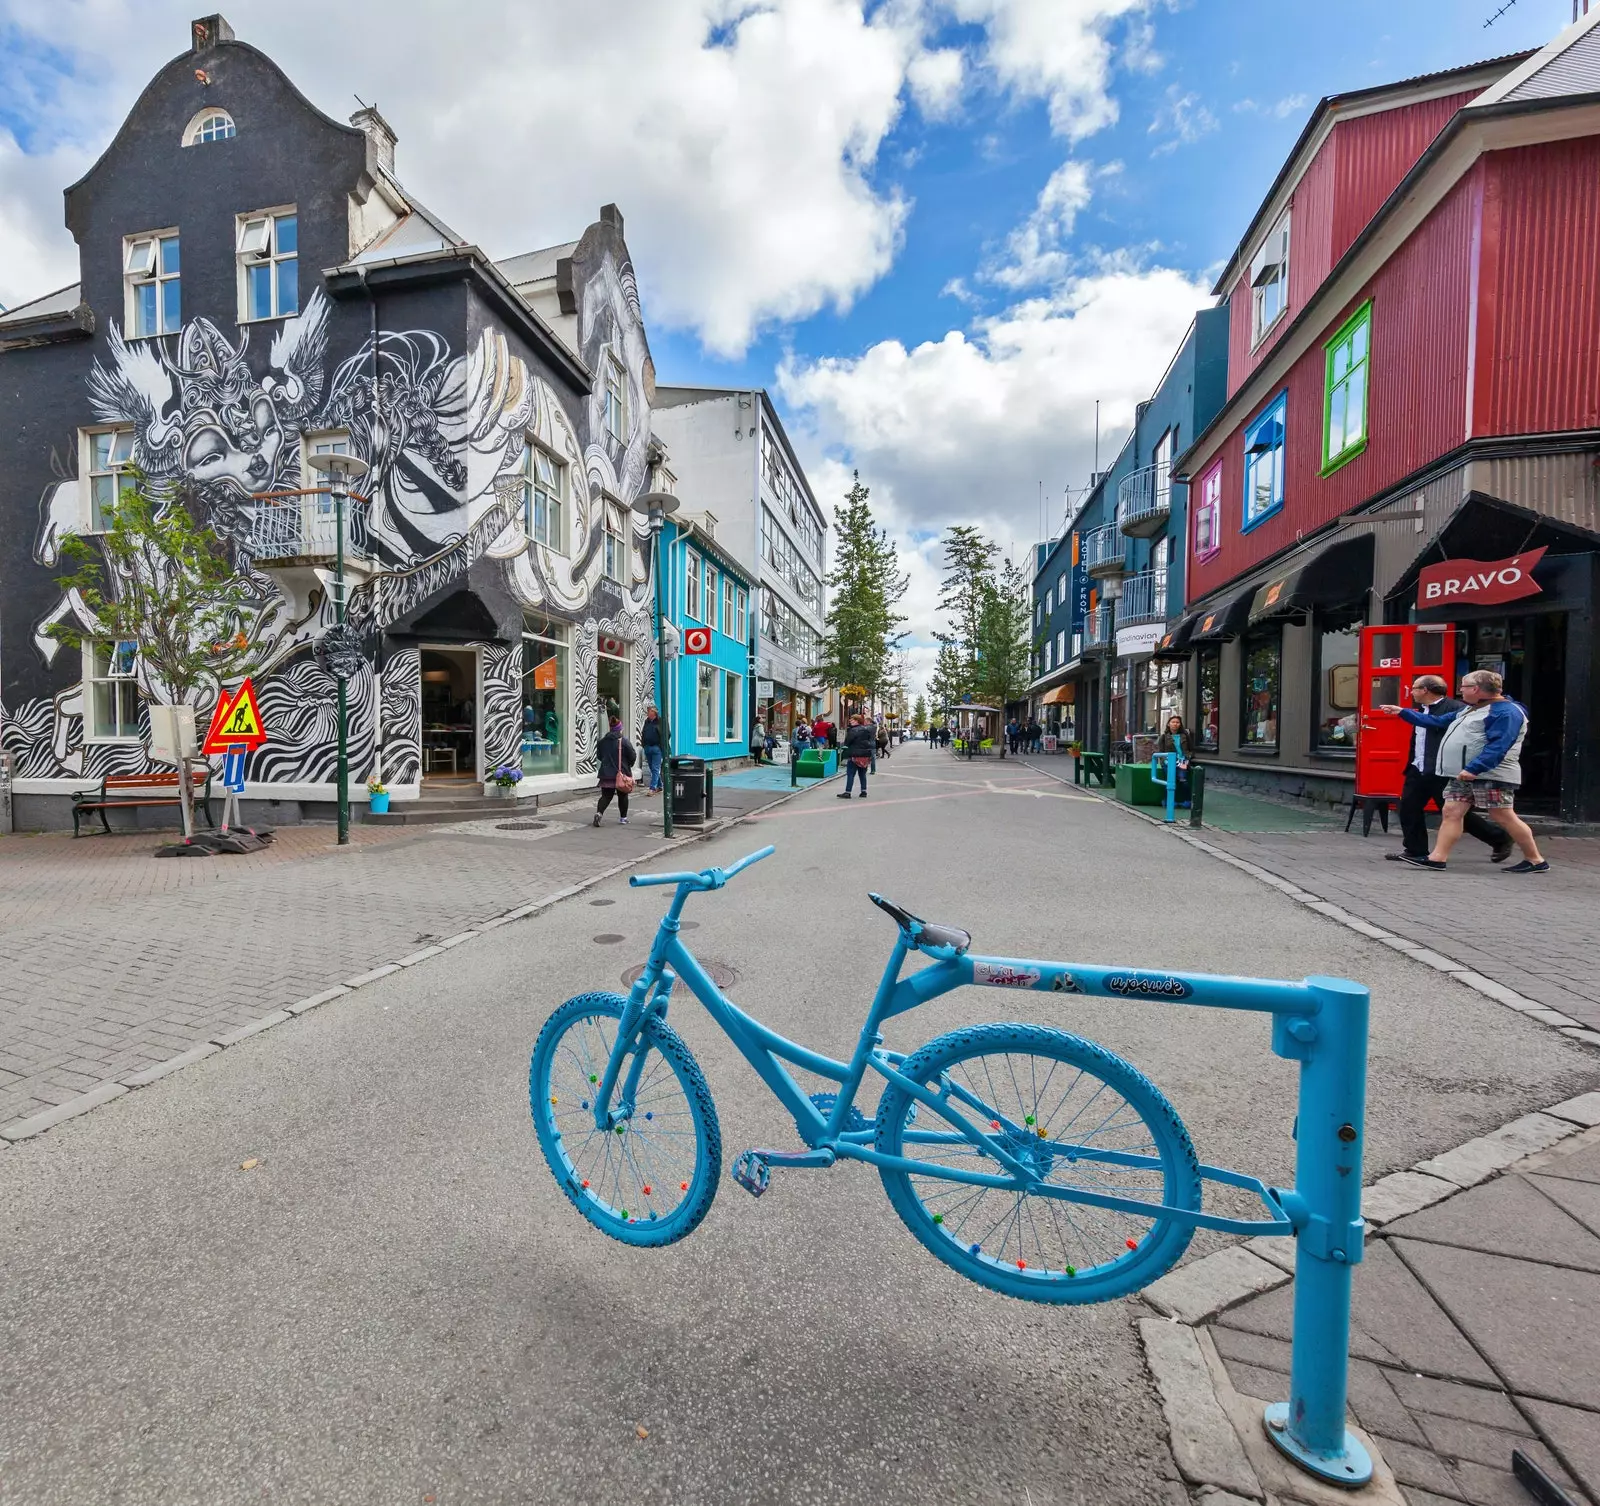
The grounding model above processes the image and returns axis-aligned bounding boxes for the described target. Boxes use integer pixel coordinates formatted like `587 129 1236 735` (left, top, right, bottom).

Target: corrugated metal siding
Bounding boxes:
1187 172 1479 605
1331 91 1478 261
1465 452 1600 533
1477 139 1600 437
1504 24 1600 99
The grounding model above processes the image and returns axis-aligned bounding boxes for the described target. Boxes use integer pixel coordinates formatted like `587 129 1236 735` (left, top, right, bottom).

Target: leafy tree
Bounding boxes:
972 556 1039 756
927 641 966 722
912 693 928 732
935 524 997 693
809 472 907 699
50 470 260 830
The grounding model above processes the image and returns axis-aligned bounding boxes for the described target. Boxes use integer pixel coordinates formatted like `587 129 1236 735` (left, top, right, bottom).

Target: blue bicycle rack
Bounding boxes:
1150 751 1179 823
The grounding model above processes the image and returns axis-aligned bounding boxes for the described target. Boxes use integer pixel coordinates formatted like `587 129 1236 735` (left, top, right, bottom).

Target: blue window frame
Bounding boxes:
1242 394 1286 533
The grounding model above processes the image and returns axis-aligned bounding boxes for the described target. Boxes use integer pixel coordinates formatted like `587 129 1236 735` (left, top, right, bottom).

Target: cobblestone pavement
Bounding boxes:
0 795 770 1133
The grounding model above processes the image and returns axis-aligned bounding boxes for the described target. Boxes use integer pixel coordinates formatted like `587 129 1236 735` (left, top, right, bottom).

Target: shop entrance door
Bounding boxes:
596 652 630 745
420 647 481 785
1355 624 1454 799
1468 614 1565 812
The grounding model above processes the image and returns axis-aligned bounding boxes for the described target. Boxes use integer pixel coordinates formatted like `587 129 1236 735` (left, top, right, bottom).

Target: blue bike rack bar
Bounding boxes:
1150 751 1178 823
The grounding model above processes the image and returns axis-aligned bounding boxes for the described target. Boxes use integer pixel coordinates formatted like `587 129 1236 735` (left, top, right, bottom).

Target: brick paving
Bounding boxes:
0 800 756 1133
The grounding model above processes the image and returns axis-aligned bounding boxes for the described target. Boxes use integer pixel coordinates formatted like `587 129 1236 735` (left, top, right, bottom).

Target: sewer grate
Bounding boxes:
496 821 548 832
623 960 738 989
589 898 615 907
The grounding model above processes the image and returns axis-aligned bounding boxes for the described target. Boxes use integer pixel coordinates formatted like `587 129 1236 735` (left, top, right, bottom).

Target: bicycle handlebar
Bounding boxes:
629 845 776 891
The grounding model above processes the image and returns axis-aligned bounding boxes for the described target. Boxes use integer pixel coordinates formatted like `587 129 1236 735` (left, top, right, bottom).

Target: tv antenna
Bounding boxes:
1482 0 1517 24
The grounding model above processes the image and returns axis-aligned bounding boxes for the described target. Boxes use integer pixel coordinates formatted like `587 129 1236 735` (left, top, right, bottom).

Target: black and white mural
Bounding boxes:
4 228 659 798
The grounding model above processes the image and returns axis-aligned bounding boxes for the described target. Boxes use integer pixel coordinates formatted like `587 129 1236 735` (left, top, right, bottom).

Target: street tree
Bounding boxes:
912 694 928 733
935 524 997 693
810 471 907 702
927 641 966 723
50 470 260 831
973 556 1038 758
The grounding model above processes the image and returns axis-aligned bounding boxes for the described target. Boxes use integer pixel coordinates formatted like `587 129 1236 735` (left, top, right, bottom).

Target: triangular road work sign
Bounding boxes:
202 678 269 754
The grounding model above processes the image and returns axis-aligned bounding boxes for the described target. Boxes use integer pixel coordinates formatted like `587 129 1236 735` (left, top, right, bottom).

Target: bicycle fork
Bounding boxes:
593 964 676 1133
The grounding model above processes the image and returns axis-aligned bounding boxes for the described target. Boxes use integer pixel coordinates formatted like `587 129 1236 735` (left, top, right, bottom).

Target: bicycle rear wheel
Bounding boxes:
530 992 721 1247
875 1023 1199 1303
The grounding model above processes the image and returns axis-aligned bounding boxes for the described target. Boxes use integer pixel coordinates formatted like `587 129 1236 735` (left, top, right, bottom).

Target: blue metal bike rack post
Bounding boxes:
1149 751 1177 824
1266 974 1373 1487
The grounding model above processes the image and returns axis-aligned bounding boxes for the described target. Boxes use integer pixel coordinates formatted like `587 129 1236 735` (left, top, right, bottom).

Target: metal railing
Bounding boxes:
1080 523 1126 576
250 494 372 562
1117 569 1168 626
1085 604 1112 649
1117 462 1172 537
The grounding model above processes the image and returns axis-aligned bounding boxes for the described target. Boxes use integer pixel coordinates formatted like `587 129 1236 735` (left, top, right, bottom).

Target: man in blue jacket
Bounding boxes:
1385 670 1548 873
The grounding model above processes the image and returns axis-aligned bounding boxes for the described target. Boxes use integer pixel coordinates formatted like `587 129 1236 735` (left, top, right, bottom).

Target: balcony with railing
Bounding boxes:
1117 462 1171 538
1081 523 1127 579
251 494 373 565
1116 569 1168 627
1084 604 1112 651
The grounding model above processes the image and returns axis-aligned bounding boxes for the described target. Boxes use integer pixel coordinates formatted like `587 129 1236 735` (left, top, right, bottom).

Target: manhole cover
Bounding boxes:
593 934 627 944
589 898 615 907
496 821 548 831
622 960 738 989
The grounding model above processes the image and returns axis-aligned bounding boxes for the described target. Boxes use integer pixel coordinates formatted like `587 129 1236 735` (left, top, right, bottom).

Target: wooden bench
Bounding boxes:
72 770 214 837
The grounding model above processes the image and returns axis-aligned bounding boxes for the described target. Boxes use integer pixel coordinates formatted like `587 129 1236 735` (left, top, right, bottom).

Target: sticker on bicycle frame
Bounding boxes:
974 961 1041 988
1105 971 1193 1000
1051 971 1083 994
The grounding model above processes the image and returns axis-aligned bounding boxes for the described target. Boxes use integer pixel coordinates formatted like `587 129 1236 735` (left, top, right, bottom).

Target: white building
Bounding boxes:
651 388 830 737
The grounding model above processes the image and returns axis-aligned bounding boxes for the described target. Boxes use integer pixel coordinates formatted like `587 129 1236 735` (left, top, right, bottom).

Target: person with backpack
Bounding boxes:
594 715 636 826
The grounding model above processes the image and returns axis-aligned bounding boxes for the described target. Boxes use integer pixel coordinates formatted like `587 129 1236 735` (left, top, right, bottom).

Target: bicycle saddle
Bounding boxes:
868 893 972 955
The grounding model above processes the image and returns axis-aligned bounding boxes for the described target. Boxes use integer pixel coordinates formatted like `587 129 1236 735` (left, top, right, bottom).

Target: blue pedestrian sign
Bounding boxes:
222 743 248 793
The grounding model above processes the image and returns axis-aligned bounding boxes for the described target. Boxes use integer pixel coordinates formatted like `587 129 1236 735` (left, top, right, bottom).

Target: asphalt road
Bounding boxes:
1 742 1592 1506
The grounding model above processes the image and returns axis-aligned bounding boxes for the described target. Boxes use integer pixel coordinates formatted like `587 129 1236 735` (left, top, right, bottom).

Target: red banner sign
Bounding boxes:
1418 548 1545 607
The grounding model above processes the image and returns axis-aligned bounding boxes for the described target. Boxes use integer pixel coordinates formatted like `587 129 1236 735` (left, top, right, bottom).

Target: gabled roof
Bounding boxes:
1469 5 1600 108
496 242 579 289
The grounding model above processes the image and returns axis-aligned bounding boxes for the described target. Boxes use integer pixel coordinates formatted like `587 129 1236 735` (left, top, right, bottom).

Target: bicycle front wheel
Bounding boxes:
530 992 721 1248
876 1024 1199 1303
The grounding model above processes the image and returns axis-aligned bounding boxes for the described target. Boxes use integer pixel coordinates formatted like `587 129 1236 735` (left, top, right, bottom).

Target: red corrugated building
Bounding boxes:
1168 15 1600 823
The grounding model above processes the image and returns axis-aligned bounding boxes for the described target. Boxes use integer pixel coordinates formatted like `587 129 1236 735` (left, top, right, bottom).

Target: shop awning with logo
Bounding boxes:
1188 585 1256 642
1248 532 1374 625
1151 614 1198 660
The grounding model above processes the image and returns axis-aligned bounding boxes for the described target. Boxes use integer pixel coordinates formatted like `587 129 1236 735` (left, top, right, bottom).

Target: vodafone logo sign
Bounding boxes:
1418 548 1546 607
683 627 712 655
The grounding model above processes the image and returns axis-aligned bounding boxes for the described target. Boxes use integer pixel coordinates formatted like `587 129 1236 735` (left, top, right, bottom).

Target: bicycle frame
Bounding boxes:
592 849 1373 1487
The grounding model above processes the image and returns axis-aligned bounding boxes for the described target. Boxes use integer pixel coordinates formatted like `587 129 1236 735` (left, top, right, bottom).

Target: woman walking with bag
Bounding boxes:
594 714 637 826
838 713 876 799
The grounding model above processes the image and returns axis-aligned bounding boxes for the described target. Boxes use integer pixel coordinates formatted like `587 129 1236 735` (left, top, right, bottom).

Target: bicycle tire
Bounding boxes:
530 992 721 1248
875 1023 1199 1304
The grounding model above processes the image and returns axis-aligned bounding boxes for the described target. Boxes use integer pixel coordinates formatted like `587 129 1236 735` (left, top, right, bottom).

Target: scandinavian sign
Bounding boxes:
202 679 268 754
1116 623 1165 658
1418 548 1546 607
683 626 712 655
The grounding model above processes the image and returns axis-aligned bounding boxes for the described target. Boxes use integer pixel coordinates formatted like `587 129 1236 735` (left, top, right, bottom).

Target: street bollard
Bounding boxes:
1149 752 1178 823
1189 764 1206 828
791 748 798 788
1265 975 1372 1485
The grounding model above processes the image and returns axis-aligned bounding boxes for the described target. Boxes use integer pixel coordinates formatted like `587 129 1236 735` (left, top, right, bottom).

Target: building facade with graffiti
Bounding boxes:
0 16 668 827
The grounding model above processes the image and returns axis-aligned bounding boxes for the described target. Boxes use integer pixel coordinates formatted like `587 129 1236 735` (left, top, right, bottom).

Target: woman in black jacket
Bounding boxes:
837 714 876 799
594 716 637 826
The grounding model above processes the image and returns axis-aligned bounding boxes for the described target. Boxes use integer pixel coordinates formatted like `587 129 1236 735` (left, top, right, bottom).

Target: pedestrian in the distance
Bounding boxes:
1378 674 1509 863
838 713 875 798
1397 670 1549 873
1156 714 1193 807
594 715 636 826
875 719 889 763
640 703 664 795
1005 718 1019 756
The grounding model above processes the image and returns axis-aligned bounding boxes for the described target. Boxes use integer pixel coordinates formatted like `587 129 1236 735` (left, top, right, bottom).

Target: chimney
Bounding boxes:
600 203 624 235
351 105 398 176
191 14 234 51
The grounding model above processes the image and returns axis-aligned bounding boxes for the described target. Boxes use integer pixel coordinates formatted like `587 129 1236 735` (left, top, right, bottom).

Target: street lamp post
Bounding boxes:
631 489 680 839
1100 574 1121 765
306 452 369 847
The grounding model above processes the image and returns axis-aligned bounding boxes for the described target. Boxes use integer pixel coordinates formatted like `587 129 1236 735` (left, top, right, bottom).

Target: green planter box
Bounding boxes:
1114 761 1163 806
795 749 838 779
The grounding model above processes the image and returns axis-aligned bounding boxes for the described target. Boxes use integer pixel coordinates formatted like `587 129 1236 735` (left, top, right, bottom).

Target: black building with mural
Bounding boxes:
0 15 664 828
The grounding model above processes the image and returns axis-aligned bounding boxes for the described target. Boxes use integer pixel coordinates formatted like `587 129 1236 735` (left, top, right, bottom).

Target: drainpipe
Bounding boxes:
358 266 383 790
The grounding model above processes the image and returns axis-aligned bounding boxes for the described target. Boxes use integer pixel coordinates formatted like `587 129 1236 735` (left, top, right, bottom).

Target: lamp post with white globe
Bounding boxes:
631 488 681 837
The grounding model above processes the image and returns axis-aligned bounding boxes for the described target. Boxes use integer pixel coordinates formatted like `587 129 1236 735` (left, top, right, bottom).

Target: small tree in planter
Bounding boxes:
50 470 259 835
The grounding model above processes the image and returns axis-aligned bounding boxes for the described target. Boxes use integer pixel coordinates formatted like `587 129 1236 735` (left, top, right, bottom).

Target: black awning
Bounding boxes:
1189 585 1256 641
1151 614 1198 660
1249 532 1374 625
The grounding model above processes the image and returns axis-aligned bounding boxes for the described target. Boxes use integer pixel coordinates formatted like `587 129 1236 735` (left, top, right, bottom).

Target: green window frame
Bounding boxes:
1322 301 1371 474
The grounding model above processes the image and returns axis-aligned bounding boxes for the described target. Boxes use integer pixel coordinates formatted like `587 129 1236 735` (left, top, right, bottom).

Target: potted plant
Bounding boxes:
489 764 523 799
367 776 390 815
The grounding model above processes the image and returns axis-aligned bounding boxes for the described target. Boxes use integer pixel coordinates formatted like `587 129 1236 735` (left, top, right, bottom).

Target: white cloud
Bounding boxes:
1233 93 1310 120
984 159 1093 289
908 46 966 118
1149 84 1219 154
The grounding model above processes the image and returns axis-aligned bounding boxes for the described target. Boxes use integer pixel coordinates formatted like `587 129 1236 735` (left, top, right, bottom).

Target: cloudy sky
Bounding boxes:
0 0 1561 696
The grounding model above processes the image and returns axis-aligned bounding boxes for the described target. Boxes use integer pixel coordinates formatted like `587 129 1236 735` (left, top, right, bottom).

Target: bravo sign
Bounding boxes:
1418 548 1545 607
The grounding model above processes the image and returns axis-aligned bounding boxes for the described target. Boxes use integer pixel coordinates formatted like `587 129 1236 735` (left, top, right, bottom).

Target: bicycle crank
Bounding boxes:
731 1146 836 1198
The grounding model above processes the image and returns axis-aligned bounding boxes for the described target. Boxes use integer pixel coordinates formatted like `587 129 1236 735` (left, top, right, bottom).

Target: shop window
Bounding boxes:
1314 620 1363 752
723 670 741 741
1323 302 1371 473
697 660 717 741
1194 461 1222 560
125 231 180 337
1195 646 1221 751
685 548 702 620
1110 667 1129 750
1240 627 1282 750
1243 395 1286 532
521 624 568 776
1250 210 1290 345
237 210 297 321
85 639 141 741
1137 660 1183 736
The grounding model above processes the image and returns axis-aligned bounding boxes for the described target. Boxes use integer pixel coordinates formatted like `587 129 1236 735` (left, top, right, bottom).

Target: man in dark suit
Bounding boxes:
1381 674 1511 863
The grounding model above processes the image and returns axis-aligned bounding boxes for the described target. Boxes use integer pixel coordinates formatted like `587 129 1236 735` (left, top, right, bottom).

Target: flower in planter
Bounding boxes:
366 778 388 795
490 764 523 788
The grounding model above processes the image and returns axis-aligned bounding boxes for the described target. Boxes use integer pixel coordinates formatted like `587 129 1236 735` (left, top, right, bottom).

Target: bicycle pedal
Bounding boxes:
731 1150 771 1198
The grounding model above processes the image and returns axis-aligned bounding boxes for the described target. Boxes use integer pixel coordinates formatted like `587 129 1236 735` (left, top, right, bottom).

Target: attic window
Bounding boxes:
1250 210 1291 345
184 109 236 145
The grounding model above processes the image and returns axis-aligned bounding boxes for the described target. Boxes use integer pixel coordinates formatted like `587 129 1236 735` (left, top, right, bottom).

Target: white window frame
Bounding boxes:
183 108 236 146
735 586 748 643
685 547 702 621
1250 210 1291 347
723 669 741 742
603 355 627 443
1044 640 1053 671
723 577 737 640
124 230 180 338
705 564 720 632
82 425 135 532
1194 461 1222 560
520 440 566 553
83 639 141 743
236 207 298 323
602 503 625 582
1056 629 1066 663
697 660 717 741
302 431 350 519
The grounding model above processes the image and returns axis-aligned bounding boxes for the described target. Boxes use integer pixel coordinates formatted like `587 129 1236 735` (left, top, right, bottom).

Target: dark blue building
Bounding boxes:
1030 308 1228 751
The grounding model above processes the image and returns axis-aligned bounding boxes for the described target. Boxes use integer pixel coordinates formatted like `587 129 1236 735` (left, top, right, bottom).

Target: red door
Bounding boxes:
1355 624 1456 799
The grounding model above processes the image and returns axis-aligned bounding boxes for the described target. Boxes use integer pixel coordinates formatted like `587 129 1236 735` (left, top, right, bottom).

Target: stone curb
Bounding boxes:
1131 1088 1600 1503
0 780 813 1146
1017 759 1600 1049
